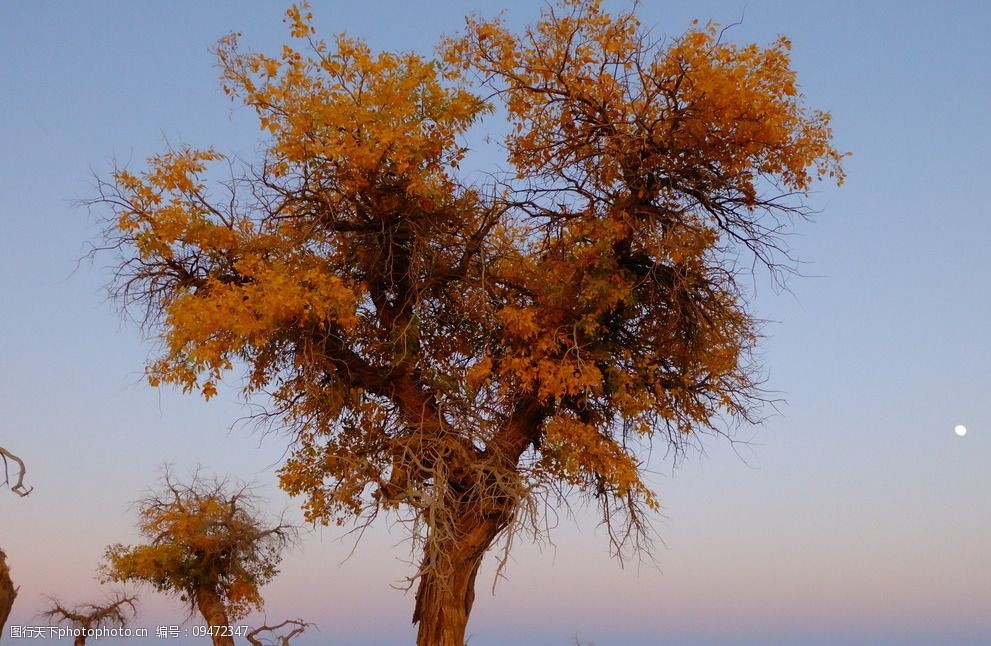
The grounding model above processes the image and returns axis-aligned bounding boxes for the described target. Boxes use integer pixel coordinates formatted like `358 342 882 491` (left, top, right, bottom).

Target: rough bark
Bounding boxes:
410 400 545 646
412 511 510 646
0 548 15 635
196 585 235 646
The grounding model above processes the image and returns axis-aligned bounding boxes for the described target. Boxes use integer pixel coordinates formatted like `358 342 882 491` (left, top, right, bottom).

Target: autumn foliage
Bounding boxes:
95 1 843 643
102 472 293 646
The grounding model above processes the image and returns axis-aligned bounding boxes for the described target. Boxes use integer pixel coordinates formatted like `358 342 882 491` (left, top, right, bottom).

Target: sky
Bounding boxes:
1 1 989 644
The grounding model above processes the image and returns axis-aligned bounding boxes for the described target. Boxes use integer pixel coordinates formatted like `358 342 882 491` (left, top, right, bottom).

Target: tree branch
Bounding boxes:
0 446 32 497
246 619 314 646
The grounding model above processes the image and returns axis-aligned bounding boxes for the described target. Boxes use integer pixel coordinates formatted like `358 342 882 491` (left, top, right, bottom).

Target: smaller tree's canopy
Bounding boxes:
102 471 293 621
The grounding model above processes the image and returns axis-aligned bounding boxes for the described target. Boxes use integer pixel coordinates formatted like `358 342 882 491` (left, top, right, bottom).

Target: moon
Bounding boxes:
954 425 967 437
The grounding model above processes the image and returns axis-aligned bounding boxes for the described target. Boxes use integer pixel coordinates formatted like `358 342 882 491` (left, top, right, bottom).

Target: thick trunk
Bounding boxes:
75 633 86 646
409 397 546 646
196 585 235 646
0 548 16 635
412 512 508 646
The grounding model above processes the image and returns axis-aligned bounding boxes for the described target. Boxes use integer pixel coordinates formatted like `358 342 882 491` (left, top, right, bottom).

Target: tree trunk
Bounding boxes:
0 548 16 636
75 632 86 646
412 511 508 646
196 585 235 646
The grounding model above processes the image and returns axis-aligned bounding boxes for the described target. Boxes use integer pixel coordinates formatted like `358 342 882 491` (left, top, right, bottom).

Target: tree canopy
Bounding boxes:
94 1 843 642
102 471 294 645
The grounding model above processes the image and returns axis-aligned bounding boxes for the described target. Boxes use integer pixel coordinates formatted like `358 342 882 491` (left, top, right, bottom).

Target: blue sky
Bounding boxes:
1 1 989 644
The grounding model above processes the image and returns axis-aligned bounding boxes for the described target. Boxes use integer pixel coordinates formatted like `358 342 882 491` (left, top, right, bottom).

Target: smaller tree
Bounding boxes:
40 592 138 646
102 470 295 646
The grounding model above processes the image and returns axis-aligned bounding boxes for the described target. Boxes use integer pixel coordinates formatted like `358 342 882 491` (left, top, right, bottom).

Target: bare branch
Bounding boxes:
40 592 138 631
246 619 315 646
0 446 32 497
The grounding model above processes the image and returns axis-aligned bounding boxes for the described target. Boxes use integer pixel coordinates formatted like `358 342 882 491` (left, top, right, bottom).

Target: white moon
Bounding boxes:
954 425 967 437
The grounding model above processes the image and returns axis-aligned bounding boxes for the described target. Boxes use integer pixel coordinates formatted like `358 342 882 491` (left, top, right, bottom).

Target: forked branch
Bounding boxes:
40 592 138 630
246 619 315 645
0 446 32 497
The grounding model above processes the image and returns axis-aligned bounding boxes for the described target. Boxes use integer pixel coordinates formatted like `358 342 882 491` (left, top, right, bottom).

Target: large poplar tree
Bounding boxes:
94 1 843 643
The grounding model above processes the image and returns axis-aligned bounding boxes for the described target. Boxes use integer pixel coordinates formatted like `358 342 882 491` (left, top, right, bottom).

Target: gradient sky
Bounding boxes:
1 1 989 645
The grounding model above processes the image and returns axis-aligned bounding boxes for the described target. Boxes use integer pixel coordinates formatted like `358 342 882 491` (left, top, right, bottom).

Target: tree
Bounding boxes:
40 592 138 646
1 445 32 634
101 471 294 646
92 1 844 643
